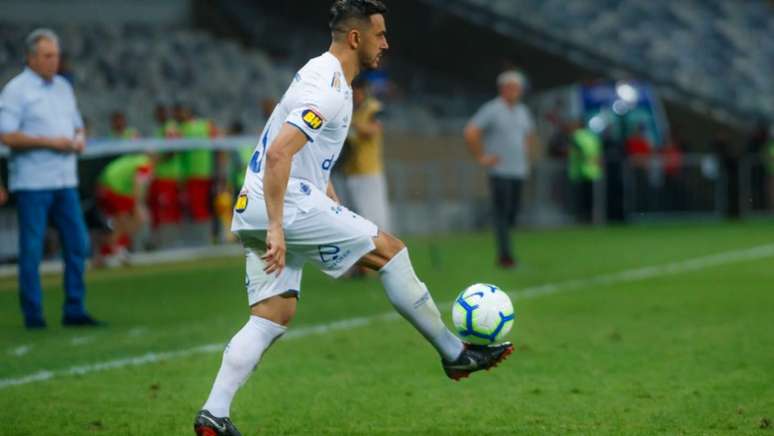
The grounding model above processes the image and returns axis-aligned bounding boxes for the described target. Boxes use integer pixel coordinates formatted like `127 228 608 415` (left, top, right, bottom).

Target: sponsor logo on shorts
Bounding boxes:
318 244 351 269
300 182 311 195
235 194 248 213
302 109 323 130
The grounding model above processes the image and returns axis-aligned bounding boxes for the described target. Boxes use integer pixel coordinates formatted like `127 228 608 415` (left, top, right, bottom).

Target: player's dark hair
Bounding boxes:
329 0 387 37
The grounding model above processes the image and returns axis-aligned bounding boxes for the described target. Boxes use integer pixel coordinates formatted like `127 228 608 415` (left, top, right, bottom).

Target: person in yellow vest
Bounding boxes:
95 153 155 266
177 104 218 228
568 120 602 224
148 105 183 233
342 77 391 232
108 111 140 140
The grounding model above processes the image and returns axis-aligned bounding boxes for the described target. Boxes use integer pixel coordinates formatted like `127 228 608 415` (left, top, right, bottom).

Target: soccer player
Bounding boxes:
194 2 513 434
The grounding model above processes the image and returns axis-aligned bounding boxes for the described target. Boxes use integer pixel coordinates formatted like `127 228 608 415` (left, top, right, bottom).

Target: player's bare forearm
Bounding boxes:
261 123 309 274
263 123 308 228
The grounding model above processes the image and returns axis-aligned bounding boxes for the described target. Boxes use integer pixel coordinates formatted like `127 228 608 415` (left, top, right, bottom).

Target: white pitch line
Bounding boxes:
8 345 31 357
1 243 772 390
70 336 95 346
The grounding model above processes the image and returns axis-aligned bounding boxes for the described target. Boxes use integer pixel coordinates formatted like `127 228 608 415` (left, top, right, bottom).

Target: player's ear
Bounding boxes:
348 28 360 49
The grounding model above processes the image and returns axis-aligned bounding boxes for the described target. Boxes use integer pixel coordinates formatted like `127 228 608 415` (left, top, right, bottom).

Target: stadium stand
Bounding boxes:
427 0 774 122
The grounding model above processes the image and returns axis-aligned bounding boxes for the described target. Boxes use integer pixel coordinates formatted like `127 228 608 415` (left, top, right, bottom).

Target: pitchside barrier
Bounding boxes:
0 137 772 263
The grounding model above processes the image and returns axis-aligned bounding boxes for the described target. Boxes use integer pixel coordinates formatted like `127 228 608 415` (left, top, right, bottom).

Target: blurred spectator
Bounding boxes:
213 121 252 243
766 131 774 209
0 28 101 328
547 127 571 159
625 124 653 213
178 104 218 242
228 120 254 193
602 127 626 222
109 111 140 139
0 178 7 206
57 53 75 85
661 132 684 211
625 123 652 167
568 120 602 224
94 153 155 267
147 105 183 246
260 97 277 122
343 78 391 232
154 104 180 138
746 120 770 210
464 70 536 269
713 130 742 219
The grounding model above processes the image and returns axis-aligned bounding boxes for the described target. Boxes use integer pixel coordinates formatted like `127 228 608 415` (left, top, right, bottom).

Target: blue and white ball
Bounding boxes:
452 283 515 345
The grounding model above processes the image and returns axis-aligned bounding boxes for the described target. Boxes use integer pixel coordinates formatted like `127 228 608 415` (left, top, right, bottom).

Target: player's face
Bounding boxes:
358 14 388 70
28 38 60 81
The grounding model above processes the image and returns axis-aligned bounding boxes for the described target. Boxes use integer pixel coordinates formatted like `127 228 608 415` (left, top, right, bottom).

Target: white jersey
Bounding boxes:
242 52 352 205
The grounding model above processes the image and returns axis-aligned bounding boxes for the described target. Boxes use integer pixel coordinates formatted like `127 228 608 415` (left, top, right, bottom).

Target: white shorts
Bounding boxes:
232 179 379 306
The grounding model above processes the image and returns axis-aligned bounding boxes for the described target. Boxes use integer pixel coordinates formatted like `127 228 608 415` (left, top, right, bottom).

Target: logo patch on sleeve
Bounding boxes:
235 194 248 213
302 109 324 130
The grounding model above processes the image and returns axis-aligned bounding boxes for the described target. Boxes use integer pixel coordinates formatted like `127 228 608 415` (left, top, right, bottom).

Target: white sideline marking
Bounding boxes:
1 243 772 390
70 336 95 346
127 326 148 337
8 345 31 357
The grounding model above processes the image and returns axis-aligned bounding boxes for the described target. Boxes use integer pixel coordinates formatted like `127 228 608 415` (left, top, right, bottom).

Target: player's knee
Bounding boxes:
250 292 297 326
377 232 406 262
386 233 406 256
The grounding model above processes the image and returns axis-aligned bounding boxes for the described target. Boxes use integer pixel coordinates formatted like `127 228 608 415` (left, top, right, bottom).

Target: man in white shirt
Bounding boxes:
194 2 513 434
0 29 101 329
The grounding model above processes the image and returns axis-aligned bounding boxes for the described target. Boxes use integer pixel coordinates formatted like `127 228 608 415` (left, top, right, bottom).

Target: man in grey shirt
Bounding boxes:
0 29 101 328
464 70 537 268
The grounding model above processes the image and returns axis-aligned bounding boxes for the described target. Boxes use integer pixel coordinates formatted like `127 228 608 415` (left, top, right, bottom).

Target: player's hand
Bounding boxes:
72 132 86 153
262 224 286 276
478 154 500 167
50 137 74 152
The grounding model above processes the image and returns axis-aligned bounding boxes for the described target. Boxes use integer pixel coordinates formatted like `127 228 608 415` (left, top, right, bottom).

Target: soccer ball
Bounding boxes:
452 283 515 345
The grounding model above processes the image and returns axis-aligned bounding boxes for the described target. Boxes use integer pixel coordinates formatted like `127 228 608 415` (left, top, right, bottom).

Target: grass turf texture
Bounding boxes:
1 221 773 435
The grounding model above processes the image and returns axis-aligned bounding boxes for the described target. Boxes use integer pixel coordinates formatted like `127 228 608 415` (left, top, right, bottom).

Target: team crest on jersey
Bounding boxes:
302 108 324 130
235 193 248 213
331 72 342 91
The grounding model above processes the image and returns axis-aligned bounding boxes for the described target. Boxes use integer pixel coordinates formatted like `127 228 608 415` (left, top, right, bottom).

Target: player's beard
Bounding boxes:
360 50 383 71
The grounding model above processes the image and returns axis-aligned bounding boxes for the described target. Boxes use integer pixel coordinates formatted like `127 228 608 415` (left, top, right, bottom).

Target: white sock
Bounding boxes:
202 315 286 417
379 248 464 361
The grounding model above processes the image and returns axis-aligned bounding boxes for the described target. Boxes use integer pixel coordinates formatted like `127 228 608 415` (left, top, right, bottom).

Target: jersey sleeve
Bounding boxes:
469 102 495 131
0 83 23 134
285 70 346 143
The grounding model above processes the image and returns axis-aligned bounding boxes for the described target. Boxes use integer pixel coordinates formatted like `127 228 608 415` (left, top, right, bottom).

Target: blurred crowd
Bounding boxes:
87 102 261 267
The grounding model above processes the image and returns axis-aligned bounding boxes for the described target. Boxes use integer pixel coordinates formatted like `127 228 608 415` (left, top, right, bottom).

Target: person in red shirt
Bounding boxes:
626 124 652 166
626 124 653 212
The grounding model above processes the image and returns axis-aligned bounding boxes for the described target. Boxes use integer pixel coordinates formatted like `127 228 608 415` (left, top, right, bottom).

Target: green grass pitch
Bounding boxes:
1 221 773 435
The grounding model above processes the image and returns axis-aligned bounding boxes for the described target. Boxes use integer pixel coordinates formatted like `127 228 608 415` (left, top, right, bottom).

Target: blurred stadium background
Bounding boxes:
0 0 772 262
1 1 773 434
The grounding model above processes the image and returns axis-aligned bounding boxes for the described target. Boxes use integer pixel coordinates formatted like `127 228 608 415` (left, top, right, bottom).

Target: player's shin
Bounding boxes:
379 248 464 361
202 315 286 417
